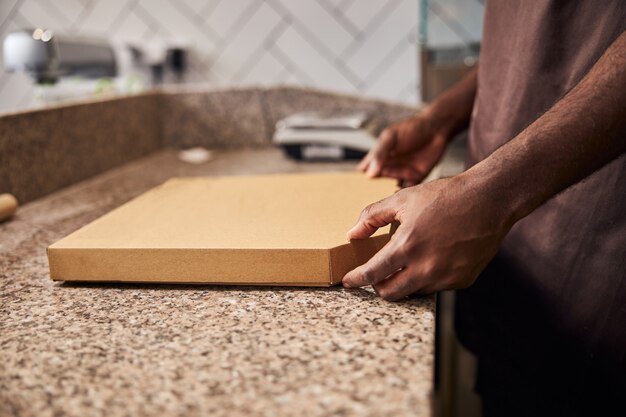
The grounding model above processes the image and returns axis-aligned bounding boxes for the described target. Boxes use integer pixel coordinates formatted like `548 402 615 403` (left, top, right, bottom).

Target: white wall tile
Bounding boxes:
182 0 211 15
240 48 284 84
274 25 354 93
46 0 87 26
214 2 282 79
342 0 389 31
0 0 20 25
112 8 151 43
11 0 51 28
137 0 218 47
345 0 417 76
276 0 353 56
205 0 258 38
0 0 485 113
75 0 128 35
365 40 417 101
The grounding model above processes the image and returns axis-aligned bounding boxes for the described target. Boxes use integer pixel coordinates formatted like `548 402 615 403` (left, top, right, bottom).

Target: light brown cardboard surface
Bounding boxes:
48 172 397 286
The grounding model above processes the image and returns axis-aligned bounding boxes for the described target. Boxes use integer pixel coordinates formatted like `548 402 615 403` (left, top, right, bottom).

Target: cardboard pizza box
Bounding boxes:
48 172 397 286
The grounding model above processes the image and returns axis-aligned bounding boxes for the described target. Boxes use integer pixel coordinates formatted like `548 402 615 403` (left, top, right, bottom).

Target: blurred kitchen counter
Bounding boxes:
0 147 435 417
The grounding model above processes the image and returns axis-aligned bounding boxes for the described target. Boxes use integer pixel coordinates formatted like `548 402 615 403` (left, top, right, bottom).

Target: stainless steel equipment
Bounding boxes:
3 28 116 84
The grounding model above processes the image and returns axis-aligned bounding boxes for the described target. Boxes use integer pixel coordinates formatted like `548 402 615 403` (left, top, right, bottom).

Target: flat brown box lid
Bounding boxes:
48 172 397 286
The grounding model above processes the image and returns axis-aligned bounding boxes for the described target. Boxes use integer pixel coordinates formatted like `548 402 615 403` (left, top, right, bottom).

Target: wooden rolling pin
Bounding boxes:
0 193 18 222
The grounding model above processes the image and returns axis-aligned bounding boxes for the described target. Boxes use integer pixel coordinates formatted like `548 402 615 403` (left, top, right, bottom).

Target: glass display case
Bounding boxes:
419 0 483 102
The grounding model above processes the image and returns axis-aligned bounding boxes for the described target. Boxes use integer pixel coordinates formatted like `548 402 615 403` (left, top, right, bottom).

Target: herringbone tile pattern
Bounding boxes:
0 0 483 112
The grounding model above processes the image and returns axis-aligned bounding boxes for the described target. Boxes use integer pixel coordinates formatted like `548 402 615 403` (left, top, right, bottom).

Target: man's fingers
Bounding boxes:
357 151 373 172
400 179 421 188
342 241 406 288
366 128 397 177
372 268 422 301
346 197 398 240
380 166 425 183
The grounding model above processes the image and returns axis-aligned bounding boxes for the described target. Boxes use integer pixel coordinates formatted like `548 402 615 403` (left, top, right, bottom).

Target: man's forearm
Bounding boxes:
466 31 626 226
423 68 478 140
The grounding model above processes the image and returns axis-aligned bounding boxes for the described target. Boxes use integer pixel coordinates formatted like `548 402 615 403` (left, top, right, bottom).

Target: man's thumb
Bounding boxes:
367 128 396 177
347 197 397 240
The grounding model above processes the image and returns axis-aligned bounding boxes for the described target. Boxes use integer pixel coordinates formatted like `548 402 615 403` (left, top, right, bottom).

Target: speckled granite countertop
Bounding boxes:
0 148 435 417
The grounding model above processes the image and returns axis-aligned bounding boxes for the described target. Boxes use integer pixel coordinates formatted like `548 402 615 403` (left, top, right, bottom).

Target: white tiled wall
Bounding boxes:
0 0 483 112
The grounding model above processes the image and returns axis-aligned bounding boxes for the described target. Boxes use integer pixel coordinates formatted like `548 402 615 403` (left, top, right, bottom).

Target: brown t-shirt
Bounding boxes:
455 1 626 413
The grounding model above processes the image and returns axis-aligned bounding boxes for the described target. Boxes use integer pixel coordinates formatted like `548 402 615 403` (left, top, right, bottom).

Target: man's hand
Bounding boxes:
357 114 449 186
358 69 478 186
342 175 513 301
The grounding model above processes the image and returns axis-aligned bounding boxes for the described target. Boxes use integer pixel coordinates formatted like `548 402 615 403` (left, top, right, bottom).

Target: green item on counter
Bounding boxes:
94 78 115 96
